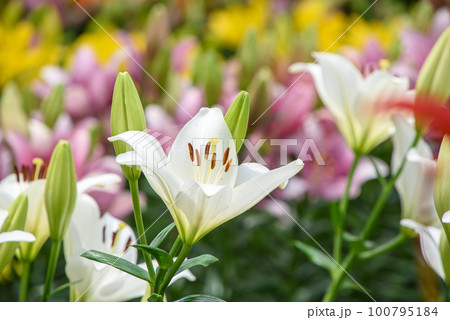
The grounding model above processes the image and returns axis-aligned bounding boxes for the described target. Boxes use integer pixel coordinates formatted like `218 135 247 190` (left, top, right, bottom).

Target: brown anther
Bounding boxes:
111 231 118 246
21 166 29 182
125 237 132 251
204 141 211 160
223 147 230 165
13 166 19 182
211 153 217 169
31 165 36 182
225 159 232 172
188 143 194 162
195 149 200 166
102 226 106 243
42 165 48 179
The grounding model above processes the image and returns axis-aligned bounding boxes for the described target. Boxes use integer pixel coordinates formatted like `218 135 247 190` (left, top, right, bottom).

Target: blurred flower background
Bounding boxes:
0 0 449 301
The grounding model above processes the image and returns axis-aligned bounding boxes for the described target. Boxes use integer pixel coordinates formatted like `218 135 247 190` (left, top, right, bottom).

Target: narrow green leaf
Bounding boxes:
81 250 152 283
176 294 225 302
132 245 173 269
176 254 219 275
150 222 176 248
50 282 71 297
292 240 335 273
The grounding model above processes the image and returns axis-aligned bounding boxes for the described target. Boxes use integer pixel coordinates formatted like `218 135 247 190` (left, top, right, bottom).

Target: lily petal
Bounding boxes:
168 108 238 186
77 174 122 195
443 211 450 223
174 179 233 244
221 159 304 223
0 230 36 244
401 219 445 280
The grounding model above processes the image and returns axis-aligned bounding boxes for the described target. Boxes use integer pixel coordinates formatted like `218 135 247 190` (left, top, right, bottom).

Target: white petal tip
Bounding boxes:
294 159 304 168
442 211 450 224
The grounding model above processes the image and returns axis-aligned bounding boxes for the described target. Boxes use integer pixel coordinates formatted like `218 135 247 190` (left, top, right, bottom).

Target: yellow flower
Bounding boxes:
0 22 58 87
208 0 267 48
70 29 145 68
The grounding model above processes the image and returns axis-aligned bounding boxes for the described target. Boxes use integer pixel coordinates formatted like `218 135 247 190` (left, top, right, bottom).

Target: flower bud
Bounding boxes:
110 72 147 181
145 3 170 61
439 232 450 285
416 27 450 104
45 140 77 241
0 194 29 272
193 50 223 106
224 91 249 152
0 82 28 135
42 84 64 128
434 135 450 241
238 28 259 88
248 67 272 122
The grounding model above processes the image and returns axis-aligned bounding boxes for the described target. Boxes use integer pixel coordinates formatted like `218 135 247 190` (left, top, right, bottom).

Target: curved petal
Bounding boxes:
401 219 445 280
173 179 233 244
108 131 168 172
442 211 450 223
235 162 288 189
77 174 122 194
168 108 238 186
0 230 35 244
311 52 363 116
221 159 304 224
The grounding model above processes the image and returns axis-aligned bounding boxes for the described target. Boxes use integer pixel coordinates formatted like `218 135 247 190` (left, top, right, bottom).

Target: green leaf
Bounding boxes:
292 240 335 273
132 245 173 269
224 91 249 152
176 254 219 275
50 282 71 297
176 294 225 302
150 222 176 248
81 250 152 283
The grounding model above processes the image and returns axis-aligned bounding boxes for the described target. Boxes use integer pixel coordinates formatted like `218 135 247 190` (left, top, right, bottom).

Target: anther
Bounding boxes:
204 141 211 160
195 149 200 166
21 166 29 182
211 153 217 169
13 166 19 182
225 159 232 172
223 147 230 165
188 143 194 162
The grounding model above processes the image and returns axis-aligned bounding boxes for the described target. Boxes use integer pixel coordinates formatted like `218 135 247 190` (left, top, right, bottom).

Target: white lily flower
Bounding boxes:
64 175 195 302
0 165 49 260
443 211 450 224
401 219 447 282
0 209 35 244
289 52 410 154
392 115 439 226
109 107 304 245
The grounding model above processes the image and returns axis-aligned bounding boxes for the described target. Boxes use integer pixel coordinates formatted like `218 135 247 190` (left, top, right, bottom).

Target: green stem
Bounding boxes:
334 153 360 262
158 244 192 295
169 236 182 257
19 260 31 302
359 233 408 260
323 253 357 302
154 236 183 294
323 133 420 301
41 239 61 302
129 179 156 285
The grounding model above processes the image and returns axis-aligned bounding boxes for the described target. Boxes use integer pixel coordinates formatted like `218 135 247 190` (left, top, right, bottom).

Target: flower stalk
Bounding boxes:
41 239 61 302
19 260 31 302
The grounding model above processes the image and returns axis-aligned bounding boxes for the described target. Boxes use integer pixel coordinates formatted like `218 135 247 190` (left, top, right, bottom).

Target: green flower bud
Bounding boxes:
193 50 223 106
110 72 147 181
42 84 64 128
224 91 249 152
0 194 28 272
238 28 259 88
434 135 450 241
146 3 170 61
0 82 28 135
439 232 450 285
248 67 272 122
416 27 450 104
45 140 77 241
